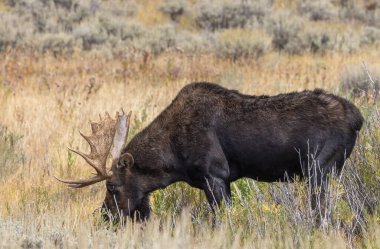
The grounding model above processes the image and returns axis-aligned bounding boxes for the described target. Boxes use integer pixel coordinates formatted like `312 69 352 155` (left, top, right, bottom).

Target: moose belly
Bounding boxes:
218 118 330 182
221 131 313 182
231 144 304 182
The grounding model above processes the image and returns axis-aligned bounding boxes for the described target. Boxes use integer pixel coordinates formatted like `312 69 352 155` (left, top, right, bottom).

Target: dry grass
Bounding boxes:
0 49 380 248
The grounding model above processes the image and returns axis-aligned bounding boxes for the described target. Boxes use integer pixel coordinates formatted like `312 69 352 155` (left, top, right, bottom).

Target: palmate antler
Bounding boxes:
55 111 131 188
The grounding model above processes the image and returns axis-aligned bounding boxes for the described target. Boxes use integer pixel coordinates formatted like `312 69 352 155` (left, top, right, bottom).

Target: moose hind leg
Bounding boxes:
308 141 346 225
307 138 347 190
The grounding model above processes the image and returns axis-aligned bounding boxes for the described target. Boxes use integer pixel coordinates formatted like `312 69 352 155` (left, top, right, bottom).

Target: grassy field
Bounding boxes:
0 49 379 248
1 0 380 248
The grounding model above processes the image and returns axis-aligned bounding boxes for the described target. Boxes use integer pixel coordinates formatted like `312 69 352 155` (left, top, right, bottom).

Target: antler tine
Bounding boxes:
111 111 132 160
54 175 107 188
68 147 103 175
56 112 124 188
125 111 131 141
126 111 131 132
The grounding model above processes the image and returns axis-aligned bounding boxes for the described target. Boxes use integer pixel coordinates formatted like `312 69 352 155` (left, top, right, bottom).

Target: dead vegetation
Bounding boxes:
0 0 380 248
0 49 379 248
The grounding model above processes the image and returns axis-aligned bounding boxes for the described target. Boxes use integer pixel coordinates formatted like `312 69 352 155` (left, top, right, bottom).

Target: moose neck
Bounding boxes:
124 127 180 193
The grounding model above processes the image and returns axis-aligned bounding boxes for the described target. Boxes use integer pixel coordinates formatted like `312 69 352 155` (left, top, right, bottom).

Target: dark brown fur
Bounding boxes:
102 82 363 221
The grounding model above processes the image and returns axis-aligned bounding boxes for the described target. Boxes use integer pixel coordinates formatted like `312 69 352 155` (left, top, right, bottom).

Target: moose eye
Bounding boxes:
106 184 117 193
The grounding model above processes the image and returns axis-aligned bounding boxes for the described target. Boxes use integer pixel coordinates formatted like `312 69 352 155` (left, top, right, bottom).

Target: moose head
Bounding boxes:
55 111 150 222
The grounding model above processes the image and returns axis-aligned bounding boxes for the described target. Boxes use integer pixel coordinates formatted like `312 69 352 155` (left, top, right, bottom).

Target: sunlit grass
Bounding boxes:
0 49 379 248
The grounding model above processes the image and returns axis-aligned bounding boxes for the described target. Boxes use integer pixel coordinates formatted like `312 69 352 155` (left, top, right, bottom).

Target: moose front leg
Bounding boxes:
203 176 231 213
134 195 151 222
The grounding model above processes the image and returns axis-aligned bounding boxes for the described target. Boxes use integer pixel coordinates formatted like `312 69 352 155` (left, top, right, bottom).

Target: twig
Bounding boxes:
361 61 379 118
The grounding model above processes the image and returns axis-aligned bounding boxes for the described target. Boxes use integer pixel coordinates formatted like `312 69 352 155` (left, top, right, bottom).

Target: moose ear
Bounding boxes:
117 153 134 169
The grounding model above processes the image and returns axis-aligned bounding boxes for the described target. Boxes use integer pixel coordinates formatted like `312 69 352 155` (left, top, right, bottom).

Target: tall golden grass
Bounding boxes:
0 49 380 248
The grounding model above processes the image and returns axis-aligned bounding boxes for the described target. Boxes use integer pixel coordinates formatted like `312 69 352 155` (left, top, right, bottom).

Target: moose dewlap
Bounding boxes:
56 82 363 222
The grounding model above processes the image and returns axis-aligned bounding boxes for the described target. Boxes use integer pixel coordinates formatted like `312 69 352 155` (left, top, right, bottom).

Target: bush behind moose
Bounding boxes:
0 44 379 247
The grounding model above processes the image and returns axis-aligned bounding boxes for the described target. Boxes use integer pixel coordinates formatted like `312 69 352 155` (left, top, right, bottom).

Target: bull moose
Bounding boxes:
56 82 363 221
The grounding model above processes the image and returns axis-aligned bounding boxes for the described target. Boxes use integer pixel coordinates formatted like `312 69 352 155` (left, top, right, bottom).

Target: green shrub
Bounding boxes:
298 0 338 21
55 3 91 32
136 24 177 55
0 125 24 179
99 16 147 42
100 0 137 18
333 27 360 53
266 15 360 55
0 19 17 51
53 0 73 10
195 0 271 31
0 0 141 53
265 11 306 54
11 0 83 34
337 0 380 27
24 0 53 33
0 0 377 56
73 22 107 50
0 13 34 51
99 15 126 37
110 23 206 55
120 21 147 41
303 26 335 54
372 10 380 28
136 25 210 55
159 0 186 22
37 33 76 56
174 30 208 53
216 28 271 61
360 26 380 47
